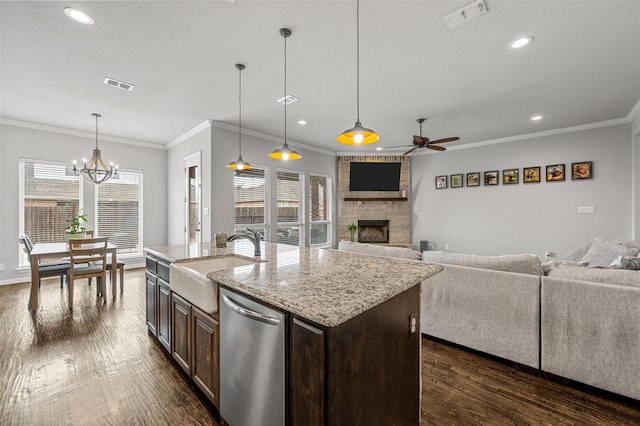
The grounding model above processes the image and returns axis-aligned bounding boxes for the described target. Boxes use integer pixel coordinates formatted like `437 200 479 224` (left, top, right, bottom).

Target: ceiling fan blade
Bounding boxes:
403 146 419 156
385 144 414 149
427 144 446 151
428 137 460 144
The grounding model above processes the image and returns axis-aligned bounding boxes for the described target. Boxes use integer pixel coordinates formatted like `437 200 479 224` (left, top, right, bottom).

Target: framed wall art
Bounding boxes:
467 172 480 187
523 166 541 183
484 171 498 186
571 161 593 180
451 174 463 188
435 175 448 189
546 164 565 182
503 168 519 184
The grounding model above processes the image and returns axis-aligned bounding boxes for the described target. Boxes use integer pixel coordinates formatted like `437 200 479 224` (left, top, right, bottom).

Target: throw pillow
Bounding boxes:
563 240 593 262
579 241 639 268
621 256 640 270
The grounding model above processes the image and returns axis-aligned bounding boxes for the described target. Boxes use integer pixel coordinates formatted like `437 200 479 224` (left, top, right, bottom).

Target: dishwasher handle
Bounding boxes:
222 294 281 325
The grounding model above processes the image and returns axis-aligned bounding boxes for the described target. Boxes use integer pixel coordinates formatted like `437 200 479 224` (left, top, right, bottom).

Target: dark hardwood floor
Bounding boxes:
1 268 638 425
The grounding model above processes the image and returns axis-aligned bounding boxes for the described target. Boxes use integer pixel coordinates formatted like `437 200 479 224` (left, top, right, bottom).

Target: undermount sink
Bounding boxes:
170 256 257 314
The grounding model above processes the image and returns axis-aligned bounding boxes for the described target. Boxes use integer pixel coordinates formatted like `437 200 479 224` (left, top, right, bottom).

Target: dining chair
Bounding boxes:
85 231 125 293
67 237 108 309
19 236 69 287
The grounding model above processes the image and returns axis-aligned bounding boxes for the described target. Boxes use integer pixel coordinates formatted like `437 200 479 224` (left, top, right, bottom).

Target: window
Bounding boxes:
234 167 269 239
19 159 83 267
276 170 303 246
309 174 332 246
96 170 143 256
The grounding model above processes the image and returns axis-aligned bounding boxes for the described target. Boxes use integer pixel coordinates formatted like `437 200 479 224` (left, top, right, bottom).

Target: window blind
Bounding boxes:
234 167 268 238
277 170 302 246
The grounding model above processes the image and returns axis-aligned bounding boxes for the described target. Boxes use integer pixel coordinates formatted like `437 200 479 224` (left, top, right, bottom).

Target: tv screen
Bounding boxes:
349 162 401 192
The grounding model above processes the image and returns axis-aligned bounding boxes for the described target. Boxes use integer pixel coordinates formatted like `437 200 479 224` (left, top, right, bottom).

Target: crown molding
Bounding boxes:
0 117 164 150
166 120 213 149
339 116 631 157
208 120 337 156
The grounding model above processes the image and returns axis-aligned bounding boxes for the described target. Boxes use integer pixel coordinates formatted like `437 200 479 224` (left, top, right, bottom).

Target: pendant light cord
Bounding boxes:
283 31 288 146
95 114 99 150
238 65 243 156
356 0 360 123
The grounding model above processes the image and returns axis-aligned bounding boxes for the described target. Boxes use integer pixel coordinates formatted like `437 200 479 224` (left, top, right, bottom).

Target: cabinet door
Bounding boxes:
157 278 171 352
145 271 157 336
291 318 325 426
192 306 220 407
171 293 192 375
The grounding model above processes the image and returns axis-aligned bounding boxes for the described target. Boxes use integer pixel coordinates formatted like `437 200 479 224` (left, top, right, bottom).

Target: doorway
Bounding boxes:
185 152 201 244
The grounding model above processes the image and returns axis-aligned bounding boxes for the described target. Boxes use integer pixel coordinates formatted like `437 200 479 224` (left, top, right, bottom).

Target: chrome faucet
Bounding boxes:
226 228 262 257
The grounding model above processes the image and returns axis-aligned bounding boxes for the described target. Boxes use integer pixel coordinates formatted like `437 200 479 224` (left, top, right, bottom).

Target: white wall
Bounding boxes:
167 122 338 246
410 123 633 259
0 122 167 284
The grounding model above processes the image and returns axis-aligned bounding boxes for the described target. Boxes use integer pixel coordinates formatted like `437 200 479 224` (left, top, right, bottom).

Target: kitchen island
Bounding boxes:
144 240 441 426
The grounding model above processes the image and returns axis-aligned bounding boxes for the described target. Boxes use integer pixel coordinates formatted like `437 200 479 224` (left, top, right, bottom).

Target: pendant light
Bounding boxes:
227 63 252 171
269 28 302 161
337 0 379 145
73 113 118 184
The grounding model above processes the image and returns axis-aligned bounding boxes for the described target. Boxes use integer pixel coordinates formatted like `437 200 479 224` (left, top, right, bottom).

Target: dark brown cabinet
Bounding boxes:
171 292 192 375
157 278 171 352
290 284 421 426
145 271 157 337
192 306 220 407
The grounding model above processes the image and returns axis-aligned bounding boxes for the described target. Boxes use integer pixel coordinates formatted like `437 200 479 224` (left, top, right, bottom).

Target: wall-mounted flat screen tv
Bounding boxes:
349 162 401 191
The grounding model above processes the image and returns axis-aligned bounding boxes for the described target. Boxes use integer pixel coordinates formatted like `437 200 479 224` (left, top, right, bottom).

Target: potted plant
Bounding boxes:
65 211 88 241
347 223 358 241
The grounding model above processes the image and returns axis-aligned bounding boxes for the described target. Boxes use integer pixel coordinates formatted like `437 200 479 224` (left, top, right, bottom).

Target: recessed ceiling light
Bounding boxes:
297 120 307 125
509 36 533 49
531 115 544 121
376 147 382 151
64 7 94 25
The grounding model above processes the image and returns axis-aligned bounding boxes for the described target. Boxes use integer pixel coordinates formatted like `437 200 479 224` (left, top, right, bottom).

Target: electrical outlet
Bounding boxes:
408 312 416 334
545 251 553 259
578 206 595 214
445 244 450 250
0 263 5 271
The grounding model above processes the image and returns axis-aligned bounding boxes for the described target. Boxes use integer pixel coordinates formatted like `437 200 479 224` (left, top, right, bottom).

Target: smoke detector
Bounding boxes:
104 77 135 91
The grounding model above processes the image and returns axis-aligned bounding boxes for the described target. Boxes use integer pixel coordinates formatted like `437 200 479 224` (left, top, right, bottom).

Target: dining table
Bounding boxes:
28 242 118 311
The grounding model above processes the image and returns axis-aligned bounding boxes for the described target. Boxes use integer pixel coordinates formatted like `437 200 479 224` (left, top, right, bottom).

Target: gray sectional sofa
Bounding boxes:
337 239 640 401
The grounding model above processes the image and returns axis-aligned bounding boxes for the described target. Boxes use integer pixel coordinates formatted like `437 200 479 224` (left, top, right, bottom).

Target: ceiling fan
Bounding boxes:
387 118 460 156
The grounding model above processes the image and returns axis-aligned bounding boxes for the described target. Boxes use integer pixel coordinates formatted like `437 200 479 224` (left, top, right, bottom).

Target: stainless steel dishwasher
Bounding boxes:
220 287 286 426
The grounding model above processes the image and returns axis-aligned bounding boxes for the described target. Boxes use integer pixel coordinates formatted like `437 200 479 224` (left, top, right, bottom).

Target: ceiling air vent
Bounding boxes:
104 77 135 91
443 0 488 29
277 94 298 105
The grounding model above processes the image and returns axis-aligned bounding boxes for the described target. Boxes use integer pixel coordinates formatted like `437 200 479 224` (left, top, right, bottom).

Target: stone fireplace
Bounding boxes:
337 155 411 247
358 220 389 243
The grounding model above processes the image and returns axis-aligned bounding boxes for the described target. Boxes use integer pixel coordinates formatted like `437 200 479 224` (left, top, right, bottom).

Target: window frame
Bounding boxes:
233 163 270 241
18 158 84 268
276 168 305 247
94 168 144 258
308 173 332 248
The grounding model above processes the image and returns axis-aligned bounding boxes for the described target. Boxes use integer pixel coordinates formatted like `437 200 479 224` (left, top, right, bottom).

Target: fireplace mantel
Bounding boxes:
343 197 408 202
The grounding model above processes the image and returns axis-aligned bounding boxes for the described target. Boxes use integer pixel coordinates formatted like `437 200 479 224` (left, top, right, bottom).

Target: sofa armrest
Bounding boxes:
541 276 640 400
421 263 541 369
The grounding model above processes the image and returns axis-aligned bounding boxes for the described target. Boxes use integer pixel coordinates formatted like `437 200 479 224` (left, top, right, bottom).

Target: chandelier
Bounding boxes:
74 113 118 184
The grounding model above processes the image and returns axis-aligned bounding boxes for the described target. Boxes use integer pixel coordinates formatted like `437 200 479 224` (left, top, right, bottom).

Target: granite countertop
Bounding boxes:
145 241 441 327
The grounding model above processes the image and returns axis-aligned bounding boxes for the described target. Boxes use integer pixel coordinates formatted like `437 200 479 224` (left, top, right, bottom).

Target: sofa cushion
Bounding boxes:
578 240 639 268
546 264 640 289
421 251 544 276
338 240 422 260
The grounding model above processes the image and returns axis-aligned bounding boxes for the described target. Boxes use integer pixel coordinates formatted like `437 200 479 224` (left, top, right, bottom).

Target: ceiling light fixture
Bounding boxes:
227 64 252 171
73 113 118 184
509 36 533 49
337 0 379 146
64 7 94 25
269 28 302 161
297 120 307 125
531 115 544 121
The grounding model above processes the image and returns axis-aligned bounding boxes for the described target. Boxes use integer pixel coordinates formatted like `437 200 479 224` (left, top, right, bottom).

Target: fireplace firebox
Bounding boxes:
357 220 389 243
